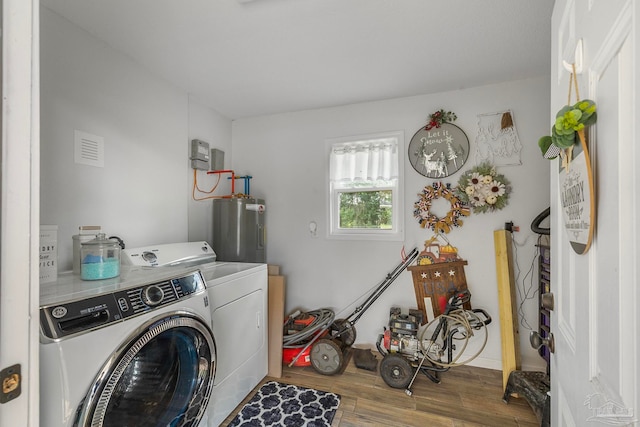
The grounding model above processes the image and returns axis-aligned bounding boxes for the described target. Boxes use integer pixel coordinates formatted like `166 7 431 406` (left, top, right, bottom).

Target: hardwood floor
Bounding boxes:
220 351 539 427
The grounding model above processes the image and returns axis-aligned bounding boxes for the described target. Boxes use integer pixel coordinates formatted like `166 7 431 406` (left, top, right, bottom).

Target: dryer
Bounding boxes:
40 266 216 427
123 242 268 426
198 261 267 426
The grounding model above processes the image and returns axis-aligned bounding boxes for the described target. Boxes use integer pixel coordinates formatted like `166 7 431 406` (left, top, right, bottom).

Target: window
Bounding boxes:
327 131 404 240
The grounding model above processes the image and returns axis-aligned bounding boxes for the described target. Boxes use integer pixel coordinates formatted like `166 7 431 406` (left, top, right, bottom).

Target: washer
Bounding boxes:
40 266 216 427
123 242 268 426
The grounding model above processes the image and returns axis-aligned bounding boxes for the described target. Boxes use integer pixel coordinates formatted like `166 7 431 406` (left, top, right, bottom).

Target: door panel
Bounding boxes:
551 0 637 425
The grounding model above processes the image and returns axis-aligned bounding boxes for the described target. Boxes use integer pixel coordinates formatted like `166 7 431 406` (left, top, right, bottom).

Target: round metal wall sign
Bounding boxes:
408 123 469 178
559 134 595 254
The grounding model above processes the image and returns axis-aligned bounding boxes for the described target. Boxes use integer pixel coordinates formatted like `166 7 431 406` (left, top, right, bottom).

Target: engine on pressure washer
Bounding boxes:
381 308 436 361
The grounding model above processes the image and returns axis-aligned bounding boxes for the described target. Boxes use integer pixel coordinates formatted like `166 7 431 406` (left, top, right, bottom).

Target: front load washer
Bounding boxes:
40 266 216 427
123 242 268 426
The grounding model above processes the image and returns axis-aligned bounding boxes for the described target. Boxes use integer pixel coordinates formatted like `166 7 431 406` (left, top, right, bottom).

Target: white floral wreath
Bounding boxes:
414 182 470 234
455 162 511 213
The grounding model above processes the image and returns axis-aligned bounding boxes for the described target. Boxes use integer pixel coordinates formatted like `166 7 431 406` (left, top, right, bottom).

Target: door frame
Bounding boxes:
0 0 40 425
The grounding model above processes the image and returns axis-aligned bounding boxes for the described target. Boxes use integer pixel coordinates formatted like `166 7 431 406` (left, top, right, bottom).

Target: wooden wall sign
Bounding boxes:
407 260 471 323
559 129 595 254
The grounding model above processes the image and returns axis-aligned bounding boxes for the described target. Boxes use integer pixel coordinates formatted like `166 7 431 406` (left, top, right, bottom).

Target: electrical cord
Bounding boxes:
192 168 227 201
511 207 550 331
510 230 541 332
514 235 539 331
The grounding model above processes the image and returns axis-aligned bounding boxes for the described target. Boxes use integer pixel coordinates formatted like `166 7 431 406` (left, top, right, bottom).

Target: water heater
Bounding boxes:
211 198 266 263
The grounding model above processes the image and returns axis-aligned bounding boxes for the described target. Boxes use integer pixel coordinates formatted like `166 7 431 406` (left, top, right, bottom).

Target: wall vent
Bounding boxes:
74 130 104 167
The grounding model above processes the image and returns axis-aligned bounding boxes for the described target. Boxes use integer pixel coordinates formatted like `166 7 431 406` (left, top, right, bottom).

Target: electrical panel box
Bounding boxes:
210 148 225 171
190 139 210 170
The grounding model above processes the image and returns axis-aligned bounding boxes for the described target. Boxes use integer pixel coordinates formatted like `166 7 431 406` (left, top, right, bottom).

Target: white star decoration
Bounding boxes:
448 270 456 276
434 271 441 277
421 272 427 278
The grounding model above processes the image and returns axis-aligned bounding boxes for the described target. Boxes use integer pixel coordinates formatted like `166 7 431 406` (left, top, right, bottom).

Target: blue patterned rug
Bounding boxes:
228 381 341 427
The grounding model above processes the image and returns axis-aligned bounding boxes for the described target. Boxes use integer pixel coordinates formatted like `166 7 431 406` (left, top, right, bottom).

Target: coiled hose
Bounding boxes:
418 309 488 367
282 308 335 348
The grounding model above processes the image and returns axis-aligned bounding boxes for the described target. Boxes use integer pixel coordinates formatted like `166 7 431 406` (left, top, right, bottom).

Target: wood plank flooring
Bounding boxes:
220 351 539 427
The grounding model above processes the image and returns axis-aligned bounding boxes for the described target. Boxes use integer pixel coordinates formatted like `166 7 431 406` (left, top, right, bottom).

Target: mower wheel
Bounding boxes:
331 319 356 346
310 338 343 376
380 354 413 389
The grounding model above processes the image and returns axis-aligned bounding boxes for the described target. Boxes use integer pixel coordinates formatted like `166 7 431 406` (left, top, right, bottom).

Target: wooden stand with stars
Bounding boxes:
408 260 471 323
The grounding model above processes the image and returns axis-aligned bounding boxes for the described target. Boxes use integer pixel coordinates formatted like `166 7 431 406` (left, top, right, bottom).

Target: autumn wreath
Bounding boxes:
414 182 470 234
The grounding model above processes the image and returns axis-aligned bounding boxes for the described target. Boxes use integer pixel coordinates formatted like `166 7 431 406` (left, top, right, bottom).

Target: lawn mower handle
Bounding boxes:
346 247 419 325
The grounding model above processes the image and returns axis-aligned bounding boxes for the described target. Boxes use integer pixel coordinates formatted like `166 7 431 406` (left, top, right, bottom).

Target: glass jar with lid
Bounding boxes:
80 233 121 280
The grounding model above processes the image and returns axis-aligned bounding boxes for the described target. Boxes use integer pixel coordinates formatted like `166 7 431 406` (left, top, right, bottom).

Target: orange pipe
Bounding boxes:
207 169 235 195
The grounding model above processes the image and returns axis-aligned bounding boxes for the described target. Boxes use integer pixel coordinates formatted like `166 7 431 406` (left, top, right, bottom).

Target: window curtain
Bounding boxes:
330 137 398 183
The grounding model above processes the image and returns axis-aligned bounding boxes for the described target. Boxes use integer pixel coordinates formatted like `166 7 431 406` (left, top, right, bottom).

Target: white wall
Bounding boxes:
40 7 230 270
232 77 551 371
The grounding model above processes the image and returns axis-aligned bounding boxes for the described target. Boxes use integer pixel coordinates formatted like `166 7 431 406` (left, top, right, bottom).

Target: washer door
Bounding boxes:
75 313 215 427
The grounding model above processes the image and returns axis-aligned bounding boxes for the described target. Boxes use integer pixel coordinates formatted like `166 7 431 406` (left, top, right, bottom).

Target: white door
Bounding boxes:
0 0 40 426
550 1 639 425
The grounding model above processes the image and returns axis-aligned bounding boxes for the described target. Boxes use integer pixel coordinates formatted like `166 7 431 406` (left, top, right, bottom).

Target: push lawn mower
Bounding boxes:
282 247 419 375
377 289 491 395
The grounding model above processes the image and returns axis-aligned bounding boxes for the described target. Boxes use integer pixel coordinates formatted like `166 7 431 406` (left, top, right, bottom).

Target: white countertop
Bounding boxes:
40 261 266 307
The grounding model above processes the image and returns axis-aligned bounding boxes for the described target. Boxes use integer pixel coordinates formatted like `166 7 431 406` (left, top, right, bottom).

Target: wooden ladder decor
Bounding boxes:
494 229 521 392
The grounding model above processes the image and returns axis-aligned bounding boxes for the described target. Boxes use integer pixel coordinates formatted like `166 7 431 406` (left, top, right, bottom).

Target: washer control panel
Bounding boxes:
122 241 216 267
40 270 206 340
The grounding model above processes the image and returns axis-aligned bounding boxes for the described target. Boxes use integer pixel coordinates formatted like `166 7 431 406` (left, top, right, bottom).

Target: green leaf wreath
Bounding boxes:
455 163 511 213
538 99 597 159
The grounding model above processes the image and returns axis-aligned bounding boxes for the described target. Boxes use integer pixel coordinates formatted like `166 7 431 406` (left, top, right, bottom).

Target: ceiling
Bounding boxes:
40 0 555 120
